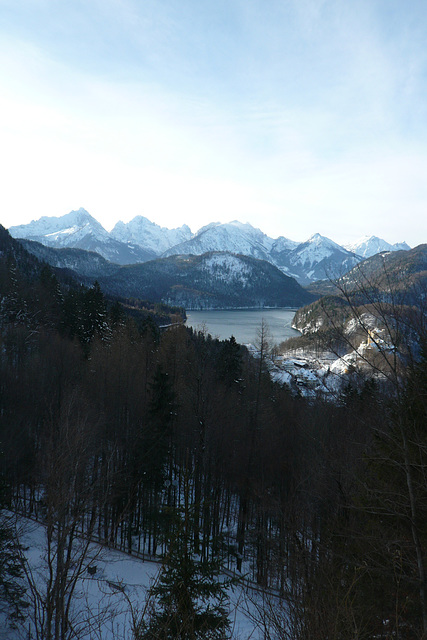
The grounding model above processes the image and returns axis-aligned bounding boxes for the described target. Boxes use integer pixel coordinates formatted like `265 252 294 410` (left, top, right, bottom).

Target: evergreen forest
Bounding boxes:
0 225 427 639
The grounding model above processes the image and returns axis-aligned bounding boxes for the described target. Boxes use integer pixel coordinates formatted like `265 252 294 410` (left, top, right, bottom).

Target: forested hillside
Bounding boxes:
96 251 314 308
17 237 315 309
1 225 427 639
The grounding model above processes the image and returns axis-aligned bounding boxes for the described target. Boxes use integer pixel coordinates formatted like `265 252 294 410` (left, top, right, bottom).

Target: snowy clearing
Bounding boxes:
2 515 265 640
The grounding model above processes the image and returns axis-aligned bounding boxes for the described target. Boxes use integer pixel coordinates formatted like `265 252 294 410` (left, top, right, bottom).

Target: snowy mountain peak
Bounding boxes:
344 235 411 258
7 209 413 285
306 233 344 251
163 220 274 261
271 236 299 253
111 215 192 254
113 215 191 234
195 221 261 238
66 207 97 224
393 241 411 251
9 208 108 243
282 232 361 283
228 220 257 231
196 222 222 234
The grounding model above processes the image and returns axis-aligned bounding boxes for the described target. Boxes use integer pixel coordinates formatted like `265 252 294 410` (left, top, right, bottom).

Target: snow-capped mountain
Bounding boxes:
9 208 108 246
282 233 361 284
344 235 411 258
271 236 300 254
9 209 155 265
111 216 192 255
162 220 279 263
161 225 363 283
8 210 411 284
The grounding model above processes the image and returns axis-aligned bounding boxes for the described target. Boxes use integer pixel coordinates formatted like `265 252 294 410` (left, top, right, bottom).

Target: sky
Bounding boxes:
0 0 426 247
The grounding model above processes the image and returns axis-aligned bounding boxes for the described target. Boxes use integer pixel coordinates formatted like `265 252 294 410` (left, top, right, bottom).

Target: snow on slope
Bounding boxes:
3 515 261 640
8 210 411 284
345 235 411 258
289 233 354 268
9 208 109 246
271 236 299 253
163 220 274 261
200 252 254 285
111 215 192 254
9 209 155 264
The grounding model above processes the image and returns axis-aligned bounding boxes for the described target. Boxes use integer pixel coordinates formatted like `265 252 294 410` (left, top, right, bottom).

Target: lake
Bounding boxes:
185 308 300 346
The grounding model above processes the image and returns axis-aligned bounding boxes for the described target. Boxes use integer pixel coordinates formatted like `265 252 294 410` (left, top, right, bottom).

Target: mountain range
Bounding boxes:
8 208 410 286
1 224 314 310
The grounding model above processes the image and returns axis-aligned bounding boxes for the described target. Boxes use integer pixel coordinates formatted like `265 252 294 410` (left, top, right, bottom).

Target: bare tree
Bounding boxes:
20 391 111 640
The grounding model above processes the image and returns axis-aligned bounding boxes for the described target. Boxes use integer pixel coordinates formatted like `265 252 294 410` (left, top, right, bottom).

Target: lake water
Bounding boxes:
185 308 300 346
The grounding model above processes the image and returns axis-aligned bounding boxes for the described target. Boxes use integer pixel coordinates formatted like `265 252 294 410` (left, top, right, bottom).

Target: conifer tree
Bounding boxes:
83 280 110 345
136 475 233 640
0 479 28 629
144 365 176 487
216 335 242 388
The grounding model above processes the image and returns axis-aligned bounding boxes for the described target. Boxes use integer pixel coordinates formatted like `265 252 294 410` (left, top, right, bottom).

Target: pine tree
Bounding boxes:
83 280 111 345
136 477 233 640
216 335 242 388
0 479 28 628
144 365 176 488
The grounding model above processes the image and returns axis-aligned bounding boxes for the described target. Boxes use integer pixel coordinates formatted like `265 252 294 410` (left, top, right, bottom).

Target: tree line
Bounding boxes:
0 228 426 638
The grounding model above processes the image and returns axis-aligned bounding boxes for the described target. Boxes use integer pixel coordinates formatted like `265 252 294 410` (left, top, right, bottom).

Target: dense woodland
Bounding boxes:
0 225 427 639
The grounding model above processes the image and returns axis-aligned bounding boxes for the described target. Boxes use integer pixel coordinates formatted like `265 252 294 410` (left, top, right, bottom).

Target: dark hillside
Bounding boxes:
18 238 121 278
97 251 317 309
0 225 185 336
1 226 427 638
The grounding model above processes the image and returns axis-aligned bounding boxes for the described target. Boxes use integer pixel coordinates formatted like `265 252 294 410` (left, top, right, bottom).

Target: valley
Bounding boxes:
1 219 426 638
2 1 426 636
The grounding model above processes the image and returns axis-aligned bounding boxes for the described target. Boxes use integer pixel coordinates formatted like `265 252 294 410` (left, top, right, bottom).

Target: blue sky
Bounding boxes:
0 0 426 246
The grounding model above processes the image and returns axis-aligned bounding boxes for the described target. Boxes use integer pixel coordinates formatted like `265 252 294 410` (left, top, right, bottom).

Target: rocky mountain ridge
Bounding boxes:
344 235 410 258
15 235 315 310
9 208 411 285
9 209 154 265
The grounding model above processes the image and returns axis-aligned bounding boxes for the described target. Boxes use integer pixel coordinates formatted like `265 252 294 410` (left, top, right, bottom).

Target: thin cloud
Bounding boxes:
0 0 426 246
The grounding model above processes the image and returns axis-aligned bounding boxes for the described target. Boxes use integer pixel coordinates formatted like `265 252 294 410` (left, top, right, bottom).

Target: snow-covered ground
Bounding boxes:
2 515 265 640
269 336 392 399
269 311 397 398
269 352 341 398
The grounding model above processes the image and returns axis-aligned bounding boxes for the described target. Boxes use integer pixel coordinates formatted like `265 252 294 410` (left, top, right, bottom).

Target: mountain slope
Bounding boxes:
19 239 121 279
279 233 361 284
164 226 362 284
0 225 50 276
111 215 192 254
345 235 411 258
97 251 316 309
9 210 412 285
10 208 108 245
293 244 427 336
162 221 277 262
323 243 427 296
9 209 155 265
